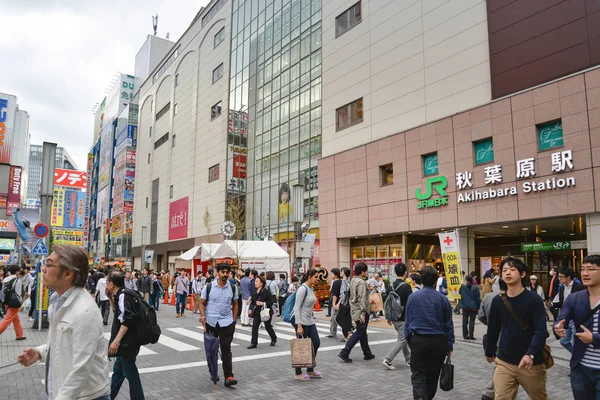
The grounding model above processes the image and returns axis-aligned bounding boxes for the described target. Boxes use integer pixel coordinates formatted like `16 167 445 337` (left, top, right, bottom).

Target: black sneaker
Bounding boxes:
364 354 375 361
224 377 237 387
338 353 352 363
15 337 26 341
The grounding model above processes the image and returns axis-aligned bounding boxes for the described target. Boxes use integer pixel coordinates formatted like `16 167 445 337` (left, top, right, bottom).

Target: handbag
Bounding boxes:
290 336 316 369
439 355 454 391
500 293 554 369
260 306 271 322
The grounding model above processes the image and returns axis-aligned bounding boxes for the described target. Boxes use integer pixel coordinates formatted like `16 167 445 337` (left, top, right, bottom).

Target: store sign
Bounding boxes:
7 165 22 215
0 98 10 164
538 121 563 150
54 169 87 189
571 240 587 249
415 176 448 209
438 231 462 300
455 149 576 205
53 229 83 245
168 197 188 240
521 241 571 252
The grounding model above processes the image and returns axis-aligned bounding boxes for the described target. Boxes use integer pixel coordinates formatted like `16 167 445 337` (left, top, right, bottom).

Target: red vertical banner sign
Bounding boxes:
7 166 22 216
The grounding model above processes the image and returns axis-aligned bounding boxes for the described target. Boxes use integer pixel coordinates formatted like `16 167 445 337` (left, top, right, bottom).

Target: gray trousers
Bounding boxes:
330 308 339 337
385 320 410 363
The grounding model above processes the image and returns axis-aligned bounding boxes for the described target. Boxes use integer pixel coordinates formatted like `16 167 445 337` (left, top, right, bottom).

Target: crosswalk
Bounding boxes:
103 320 389 356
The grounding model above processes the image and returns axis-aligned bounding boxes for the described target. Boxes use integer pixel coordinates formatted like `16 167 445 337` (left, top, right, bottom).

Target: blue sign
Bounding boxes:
128 125 138 147
32 239 48 256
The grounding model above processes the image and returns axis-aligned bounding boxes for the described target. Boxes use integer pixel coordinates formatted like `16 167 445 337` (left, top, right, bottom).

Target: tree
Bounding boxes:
225 195 246 267
203 207 215 266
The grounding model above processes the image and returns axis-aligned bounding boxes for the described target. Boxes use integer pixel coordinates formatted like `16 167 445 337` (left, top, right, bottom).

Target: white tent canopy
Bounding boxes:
176 243 220 261
211 240 290 273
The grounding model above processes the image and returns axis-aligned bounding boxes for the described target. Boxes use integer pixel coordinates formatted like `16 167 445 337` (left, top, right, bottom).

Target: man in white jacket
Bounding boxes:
17 245 110 400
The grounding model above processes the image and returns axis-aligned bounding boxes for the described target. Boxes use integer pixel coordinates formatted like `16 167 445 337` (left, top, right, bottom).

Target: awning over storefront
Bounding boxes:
177 243 220 261
211 240 290 273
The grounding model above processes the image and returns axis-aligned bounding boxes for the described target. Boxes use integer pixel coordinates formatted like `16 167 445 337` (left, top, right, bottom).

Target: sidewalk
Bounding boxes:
0 310 47 376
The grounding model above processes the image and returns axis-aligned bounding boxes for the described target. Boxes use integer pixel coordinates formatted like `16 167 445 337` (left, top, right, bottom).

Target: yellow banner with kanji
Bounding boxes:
438 231 463 300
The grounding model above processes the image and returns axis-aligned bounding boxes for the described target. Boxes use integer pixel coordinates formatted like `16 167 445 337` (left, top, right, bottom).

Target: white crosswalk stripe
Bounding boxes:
167 327 239 346
235 324 297 341
157 334 200 351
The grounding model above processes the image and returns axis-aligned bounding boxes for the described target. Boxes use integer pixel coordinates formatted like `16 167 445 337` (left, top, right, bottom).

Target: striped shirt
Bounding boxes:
580 311 600 370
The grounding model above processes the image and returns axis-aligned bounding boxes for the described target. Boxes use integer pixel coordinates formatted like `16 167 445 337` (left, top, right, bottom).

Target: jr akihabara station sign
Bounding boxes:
416 149 577 209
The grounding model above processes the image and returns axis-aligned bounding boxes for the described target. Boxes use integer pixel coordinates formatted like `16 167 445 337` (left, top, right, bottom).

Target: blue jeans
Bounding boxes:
571 363 600 399
149 292 156 308
152 292 161 310
176 293 187 314
560 320 576 353
110 356 144 400
340 314 373 358
291 322 320 375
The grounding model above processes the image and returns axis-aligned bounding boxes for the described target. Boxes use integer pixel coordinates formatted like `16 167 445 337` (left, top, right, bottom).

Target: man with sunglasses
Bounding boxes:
554 254 600 399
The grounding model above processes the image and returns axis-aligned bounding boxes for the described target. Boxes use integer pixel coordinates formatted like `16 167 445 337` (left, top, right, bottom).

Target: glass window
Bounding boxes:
211 101 222 120
212 63 224 83
208 164 220 182
289 144 299 162
336 2 362 38
423 153 439 176
537 120 563 151
380 164 393 186
214 27 226 48
474 138 494 165
336 98 363 131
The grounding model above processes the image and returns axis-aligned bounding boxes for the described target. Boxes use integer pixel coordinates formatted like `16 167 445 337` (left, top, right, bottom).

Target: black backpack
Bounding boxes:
4 278 22 308
123 289 161 345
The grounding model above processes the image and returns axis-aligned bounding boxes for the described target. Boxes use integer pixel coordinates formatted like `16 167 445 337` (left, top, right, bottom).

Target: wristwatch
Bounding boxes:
528 354 534 360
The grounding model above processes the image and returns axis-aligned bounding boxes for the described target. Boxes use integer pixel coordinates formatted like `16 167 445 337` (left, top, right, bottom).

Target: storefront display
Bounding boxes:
352 244 402 281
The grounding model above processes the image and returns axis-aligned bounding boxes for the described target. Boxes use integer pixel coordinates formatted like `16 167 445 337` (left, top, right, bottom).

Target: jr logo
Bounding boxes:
415 176 449 209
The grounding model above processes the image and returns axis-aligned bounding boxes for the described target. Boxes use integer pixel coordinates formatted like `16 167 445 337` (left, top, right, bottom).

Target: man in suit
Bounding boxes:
553 267 585 353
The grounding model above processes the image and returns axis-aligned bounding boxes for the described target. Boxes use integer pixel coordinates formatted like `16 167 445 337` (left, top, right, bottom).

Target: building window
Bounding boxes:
174 103 178 116
380 164 393 186
172 134 176 147
170 185 174 199
154 132 170 150
474 138 494 165
336 98 363 131
202 0 225 27
146 197 148 208
155 102 171 121
336 2 362 38
175 74 179 87
211 101 222 120
423 153 439 176
212 63 224 83
149 126 152 137
147 153 150 164
537 120 563 151
214 27 225 48
208 164 220 182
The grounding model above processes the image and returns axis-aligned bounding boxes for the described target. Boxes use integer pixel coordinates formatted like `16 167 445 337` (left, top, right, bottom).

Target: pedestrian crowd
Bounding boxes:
1 244 599 399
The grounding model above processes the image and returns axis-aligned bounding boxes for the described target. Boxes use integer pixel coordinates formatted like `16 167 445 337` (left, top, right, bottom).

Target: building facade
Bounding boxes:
318 0 600 284
27 144 77 203
131 0 233 271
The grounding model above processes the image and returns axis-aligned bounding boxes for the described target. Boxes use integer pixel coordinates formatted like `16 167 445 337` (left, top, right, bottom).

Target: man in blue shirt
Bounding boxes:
199 263 239 387
240 269 253 326
405 266 454 400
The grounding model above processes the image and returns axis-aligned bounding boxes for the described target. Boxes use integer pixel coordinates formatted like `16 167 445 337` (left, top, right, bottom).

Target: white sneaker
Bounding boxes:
28 317 34 322
383 359 395 370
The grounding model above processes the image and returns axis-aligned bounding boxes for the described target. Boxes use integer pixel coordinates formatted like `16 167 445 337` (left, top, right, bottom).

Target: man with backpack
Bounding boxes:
107 270 146 399
0 265 25 340
383 263 413 370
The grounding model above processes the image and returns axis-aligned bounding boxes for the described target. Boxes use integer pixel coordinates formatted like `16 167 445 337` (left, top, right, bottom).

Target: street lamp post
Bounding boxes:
292 183 305 277
141 226 147 272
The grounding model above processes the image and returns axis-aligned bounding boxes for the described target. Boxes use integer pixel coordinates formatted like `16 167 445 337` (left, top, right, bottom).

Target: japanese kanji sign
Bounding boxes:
438 231 463 301
54 169 87 189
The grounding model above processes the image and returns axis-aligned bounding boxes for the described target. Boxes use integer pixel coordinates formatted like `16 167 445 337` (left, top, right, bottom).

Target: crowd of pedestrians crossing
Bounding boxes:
1 244 599 399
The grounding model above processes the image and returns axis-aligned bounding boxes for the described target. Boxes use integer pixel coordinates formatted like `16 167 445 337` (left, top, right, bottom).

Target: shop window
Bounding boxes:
211 101 222 120
336 2 362 38
423 152 438 176
537 120 563 151
380 164 393 186
212 63 224 83
208 164 220 182
474 138 494 165
336 98 363 131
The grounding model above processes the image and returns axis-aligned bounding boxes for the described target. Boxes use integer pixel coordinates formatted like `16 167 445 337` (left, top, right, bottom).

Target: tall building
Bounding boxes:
131 0 233 271
228 0 323 264
317 0 600 283
26 144 77 202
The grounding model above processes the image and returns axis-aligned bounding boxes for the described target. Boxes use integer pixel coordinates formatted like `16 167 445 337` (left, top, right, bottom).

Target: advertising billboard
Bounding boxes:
0 239 15 250
0 195 6 209
98 121 114 190
54 169 86 189
7 165 22 215
124 168 135 202
96 187 110 229
53 229 83 245
0 96 16 165
63 190 85 229
83 153 92 248
51 189 65 227
111 214 123 236
115 124 138 154
168 197 188 240
227 145 247 194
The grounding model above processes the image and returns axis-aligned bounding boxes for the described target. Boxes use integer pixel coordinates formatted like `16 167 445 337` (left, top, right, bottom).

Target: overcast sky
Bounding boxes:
0 0 210 170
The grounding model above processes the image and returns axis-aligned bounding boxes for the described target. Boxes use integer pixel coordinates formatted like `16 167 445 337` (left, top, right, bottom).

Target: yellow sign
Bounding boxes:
52 228 83 245
36 272 49 310
51 189 65 227
438 232 462 300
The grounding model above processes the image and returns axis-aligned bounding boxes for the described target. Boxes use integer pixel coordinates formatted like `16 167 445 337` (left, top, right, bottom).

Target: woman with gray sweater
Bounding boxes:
292 268 321 381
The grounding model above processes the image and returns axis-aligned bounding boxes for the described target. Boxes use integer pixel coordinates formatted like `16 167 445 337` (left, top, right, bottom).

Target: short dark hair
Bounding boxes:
8 265 20 275
216 263 231 272
250 269 257 277
394 263 407 278
266 271 275 280
279 273 286 279
421 266 438 287
291 276 299 283
466 275 474 285
255 275 266 287
500 257 528 287
108 271 125 288
354 262 368 276
584 254 600 268
301 268 319 284
410 273 421 285
245 268 251 277
331 268 341 278
341 267 351 278
560 267 575 280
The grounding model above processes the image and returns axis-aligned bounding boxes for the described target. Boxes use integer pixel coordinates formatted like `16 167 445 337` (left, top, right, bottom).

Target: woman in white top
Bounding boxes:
527 275 545 299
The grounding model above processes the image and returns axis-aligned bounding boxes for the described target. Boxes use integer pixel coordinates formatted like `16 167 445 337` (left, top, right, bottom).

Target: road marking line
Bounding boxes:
158 335 200 351
235 325 297 341
167 328 239 347
103 332 156 355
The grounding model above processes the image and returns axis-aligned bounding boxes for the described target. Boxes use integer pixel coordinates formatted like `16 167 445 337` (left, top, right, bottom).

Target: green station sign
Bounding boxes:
415 176 448 209
521 241 571 252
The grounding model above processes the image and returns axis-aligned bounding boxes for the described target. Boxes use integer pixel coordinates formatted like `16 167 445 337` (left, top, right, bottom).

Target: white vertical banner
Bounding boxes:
438 230 463 300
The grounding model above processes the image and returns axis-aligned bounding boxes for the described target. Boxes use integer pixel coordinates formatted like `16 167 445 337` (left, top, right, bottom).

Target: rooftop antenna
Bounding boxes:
152 14 158 36
166 32 170 40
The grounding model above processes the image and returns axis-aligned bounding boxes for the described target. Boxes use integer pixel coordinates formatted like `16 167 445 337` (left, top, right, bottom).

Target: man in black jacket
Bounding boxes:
383 263 413 370
553 267 585 353
107 271 145 400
